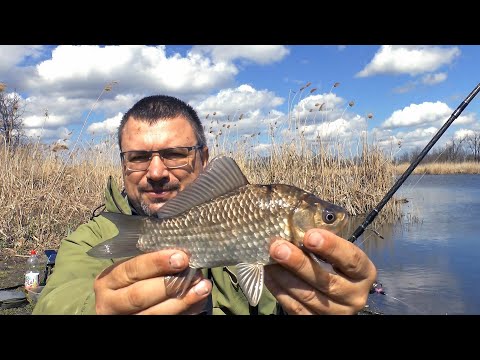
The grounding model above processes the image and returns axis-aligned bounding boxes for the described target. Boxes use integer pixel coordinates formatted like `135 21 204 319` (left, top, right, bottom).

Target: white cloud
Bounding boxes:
301 117 351 139
392 82 417 94
382 101 452 129
21 94 110 128
392 72 448 94
192 84 284 117
252 143 272 155
453 113 476 125
97 94 142 116
29 45 238 97
2 44 474 152
290 93 345 124
370 128 403 149
24 126 71 142
454 128 476 140
191 45 290 64
356 45 460 78
9 45 291 145
196 88 370 151
421 72 447 85
395 126 438 142
23 114 69 128
0 45 46 71
87 112 123 136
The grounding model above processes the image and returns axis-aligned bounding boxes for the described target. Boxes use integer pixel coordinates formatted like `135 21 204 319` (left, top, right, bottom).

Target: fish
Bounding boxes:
87 155 349 306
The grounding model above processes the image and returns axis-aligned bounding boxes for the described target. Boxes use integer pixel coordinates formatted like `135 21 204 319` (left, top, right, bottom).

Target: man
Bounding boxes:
33 95 376 315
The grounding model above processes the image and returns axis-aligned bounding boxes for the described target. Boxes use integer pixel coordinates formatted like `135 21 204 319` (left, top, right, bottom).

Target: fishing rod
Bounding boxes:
349 82 480 243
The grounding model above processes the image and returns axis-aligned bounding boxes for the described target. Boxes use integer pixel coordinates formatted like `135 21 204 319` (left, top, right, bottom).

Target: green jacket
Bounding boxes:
33 176 281 315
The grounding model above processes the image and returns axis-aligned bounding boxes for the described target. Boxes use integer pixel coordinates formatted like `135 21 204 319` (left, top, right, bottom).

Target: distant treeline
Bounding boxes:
396 132 480 164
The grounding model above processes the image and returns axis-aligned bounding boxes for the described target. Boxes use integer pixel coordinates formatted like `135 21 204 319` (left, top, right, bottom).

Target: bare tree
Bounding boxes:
464 131 480 162
434 136 466 162
0 83 26 148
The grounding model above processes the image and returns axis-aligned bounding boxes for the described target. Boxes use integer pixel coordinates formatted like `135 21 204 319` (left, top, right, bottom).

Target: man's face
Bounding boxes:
121 116 209 216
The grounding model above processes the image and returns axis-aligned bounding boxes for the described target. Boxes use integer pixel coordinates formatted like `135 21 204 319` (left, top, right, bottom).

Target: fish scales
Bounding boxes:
138 184 300 268
87 155 348 306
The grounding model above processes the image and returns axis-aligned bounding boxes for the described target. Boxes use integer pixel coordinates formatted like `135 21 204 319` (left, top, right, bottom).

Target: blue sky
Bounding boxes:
1 45 479 155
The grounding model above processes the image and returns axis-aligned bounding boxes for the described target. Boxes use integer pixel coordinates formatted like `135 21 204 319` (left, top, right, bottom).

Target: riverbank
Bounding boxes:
0 252 34 315
396 161 480 174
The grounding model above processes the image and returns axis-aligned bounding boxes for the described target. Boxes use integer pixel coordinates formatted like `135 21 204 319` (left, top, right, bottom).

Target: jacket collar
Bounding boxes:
104 175 132 215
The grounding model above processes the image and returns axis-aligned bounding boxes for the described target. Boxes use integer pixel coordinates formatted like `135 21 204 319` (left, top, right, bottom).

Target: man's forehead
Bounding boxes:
121 117 197 147
124 117 193 132
126 115 190 126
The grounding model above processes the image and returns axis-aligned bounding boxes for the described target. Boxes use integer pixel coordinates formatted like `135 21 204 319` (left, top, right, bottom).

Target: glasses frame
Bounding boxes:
120 144 204 172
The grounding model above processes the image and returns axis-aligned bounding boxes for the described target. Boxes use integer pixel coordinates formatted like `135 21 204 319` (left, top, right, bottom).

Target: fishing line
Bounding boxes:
367 281 427 314
385 294 426 314
370 291 427 315
401 143 457 198
348 82 480 243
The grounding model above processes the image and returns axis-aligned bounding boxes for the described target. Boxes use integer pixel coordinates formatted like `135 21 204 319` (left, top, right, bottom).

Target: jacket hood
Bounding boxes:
104 175 132 215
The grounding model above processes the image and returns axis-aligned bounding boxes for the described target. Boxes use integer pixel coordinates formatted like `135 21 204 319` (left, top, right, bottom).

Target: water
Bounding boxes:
353 174 480 315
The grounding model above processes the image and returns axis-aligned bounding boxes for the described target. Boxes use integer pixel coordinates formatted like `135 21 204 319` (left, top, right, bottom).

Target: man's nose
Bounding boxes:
146 154 170 180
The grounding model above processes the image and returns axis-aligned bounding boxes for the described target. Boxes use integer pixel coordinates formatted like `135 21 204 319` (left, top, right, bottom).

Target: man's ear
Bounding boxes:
121 158 128 175
201 146 209 167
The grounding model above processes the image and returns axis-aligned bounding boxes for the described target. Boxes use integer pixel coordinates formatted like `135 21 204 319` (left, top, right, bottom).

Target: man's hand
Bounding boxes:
94 250 212 314
265 228 377 315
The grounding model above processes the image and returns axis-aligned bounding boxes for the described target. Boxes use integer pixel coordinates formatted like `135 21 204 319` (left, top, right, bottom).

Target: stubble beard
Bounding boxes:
136 183 180 216
139 199 166 217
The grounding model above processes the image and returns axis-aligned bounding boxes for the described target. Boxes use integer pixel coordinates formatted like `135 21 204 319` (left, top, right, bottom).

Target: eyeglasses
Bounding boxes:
121 144 204 172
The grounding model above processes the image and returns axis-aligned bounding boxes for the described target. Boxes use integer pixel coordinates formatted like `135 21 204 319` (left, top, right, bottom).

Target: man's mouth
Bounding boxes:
147 189 170 195
143 186 179 201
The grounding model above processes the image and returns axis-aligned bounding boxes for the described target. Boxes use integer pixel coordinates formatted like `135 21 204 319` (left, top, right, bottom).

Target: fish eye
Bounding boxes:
323 211 336 224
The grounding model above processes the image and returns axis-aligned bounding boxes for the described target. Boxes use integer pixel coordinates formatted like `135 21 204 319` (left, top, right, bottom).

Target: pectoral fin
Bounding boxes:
164 267 198 298
236 263 265 307
308 253 337 274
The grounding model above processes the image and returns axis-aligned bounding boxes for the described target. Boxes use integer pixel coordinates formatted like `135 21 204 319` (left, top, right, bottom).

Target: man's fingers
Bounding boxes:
96 274 211 315
269 239 353 299
268 229 375 311
264 269 356 315
135 279 212 315
97 250 189 290
264 269 315 315
303 229 376 281
97 276 169 314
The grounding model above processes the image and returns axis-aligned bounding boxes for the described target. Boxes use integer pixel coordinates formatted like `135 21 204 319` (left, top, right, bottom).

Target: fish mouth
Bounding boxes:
334 212 350 238
338 212 349 232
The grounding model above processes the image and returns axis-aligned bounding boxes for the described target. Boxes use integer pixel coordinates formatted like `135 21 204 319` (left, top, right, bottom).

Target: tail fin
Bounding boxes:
87 212 145 258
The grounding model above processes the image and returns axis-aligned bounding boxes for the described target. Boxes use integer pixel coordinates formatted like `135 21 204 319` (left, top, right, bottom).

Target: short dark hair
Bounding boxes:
118 95 206 150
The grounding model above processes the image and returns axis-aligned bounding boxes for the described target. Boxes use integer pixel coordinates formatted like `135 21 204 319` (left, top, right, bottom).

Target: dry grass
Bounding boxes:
1 81 405 254
1 130 402 254
0 136 122 252
396 161 480 175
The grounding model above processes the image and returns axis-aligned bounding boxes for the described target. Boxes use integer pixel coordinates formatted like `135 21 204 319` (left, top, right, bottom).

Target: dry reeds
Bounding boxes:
0 81 121 254
1 80 405 254
396 161 480 175
0 135 122 253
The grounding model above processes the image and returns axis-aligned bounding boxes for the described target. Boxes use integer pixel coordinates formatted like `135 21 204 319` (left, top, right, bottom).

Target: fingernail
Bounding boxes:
306 231 324 248
169 253 185 269
194 280 210 296
274 243 291 261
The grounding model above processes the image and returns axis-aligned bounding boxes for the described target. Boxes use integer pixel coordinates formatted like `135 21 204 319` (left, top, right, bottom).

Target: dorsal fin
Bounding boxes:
156 155 250 218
